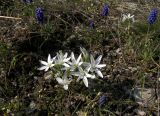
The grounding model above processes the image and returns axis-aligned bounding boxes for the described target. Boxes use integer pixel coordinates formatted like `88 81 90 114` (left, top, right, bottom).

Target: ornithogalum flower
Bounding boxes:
101 5 109 16
122 13 135 22
35 7 44 23
38 54 56 71
56 72 71 90
147 8 158 25
86 55 106 78
68 52 83 71
55 51 71 68
72 67 95 87
98 95 107 107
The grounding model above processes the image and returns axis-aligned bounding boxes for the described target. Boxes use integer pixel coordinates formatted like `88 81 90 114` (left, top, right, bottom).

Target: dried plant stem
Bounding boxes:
158 63 159 116
0 16 22 20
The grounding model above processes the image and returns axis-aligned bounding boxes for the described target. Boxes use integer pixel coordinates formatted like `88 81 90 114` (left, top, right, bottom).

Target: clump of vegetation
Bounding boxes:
0 0 160 115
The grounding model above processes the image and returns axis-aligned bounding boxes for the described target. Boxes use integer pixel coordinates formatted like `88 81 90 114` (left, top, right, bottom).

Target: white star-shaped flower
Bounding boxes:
72 67 95 87
56 72 71 90
55 51 71 68
122 13 134 22
87 55 106 78
38 54 56 71
68 52 83 71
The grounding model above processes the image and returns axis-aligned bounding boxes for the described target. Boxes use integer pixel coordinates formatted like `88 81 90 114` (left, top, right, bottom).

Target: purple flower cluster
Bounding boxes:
23 0 33 3
147 8 158 25
89 4 109 28
98 94 107 107
101 5 109 16
35 7 44 23
90 20 95 29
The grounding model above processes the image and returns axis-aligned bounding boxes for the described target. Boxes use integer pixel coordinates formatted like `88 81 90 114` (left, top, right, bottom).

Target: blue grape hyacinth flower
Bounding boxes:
35 7 44 23
147 8 158 25
23 0 32 3
98 95 107 107
101 5 109 16
90 20 95 29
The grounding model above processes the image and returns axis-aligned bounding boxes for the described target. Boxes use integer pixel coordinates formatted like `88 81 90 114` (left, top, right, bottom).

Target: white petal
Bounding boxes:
130 15 134 18
64 79 71 85
71 52 76 62
80 47 87 56
132 17 135 22
56 77 64 85
52 56 56 61
63 63 70 67
63 85 68 90
48 54 52 63
44 67 49 72
86 65 91 72
72 72 80 76
122 18 126 22
96 55 102 64
38 66 47 70
76 54 82 64
90 75 96 79
96 64 106 68
67 61 72 65
90 55 95 65
64 52 68 58
78 62 83 66
122 14 126 17
78 67 84 74
40 60 48 65
83 76 88 87
76 77 81 82
50 64 55 67
85 73 92 78
63 57 71 62
83 62 90 67
96 69 103 78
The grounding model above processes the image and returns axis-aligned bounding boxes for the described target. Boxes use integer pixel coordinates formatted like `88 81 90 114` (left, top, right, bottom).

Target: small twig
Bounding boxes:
151 58 160 68
0 16 22 20
157 63 160 116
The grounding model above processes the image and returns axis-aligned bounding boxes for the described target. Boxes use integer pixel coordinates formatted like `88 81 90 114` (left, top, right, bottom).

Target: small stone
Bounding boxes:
136 110 146 116
29 101 36 109
7 109 11 113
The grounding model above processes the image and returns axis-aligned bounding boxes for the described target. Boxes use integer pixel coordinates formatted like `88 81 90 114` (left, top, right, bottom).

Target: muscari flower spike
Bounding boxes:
98 94 107 107
90 20 95 29
147 8 158 25
23 0 32 3
101 5 109 16
153 0 157 2
35 7 44 23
